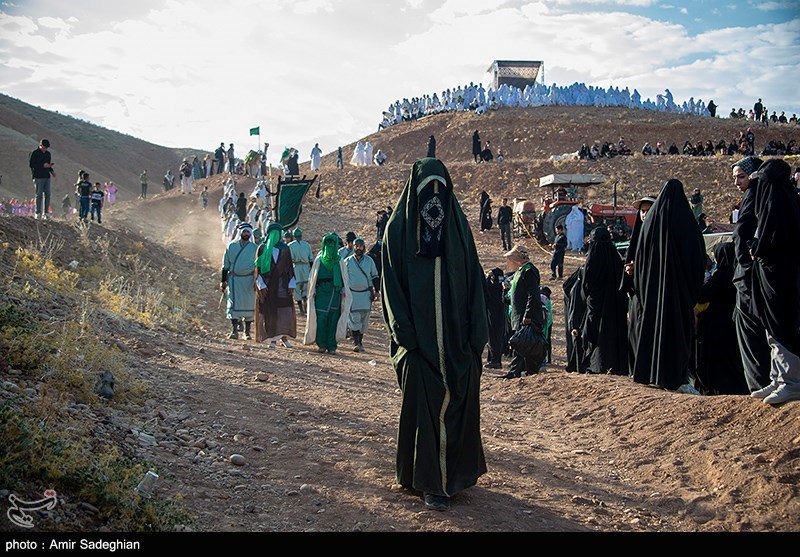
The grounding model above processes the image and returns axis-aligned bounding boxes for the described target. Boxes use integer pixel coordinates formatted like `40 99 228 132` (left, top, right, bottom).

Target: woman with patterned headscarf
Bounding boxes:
303 234 351 354
254 222 297 348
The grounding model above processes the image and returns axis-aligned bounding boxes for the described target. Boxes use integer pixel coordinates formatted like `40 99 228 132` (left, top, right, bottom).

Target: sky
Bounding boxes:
1 0 798 165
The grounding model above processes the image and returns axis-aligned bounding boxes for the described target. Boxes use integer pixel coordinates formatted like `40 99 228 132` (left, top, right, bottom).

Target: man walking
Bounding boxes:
497 198 513 251
345 238 379 352
501 245 545 378
339 231 356 259
29 139 55 220
221 223 258 340
288 228 314 316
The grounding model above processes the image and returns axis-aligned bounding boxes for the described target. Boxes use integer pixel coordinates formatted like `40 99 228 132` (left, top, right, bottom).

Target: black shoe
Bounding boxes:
498 371 521 379
524 370 538 376
424 493 449 511
484 362 502 370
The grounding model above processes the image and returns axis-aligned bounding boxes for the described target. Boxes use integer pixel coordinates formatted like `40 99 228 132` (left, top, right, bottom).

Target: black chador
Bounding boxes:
563 268 586 373
579 227 628 375
485 268 506 368
632 179 705 390
731 157 771 391
695 242 749 395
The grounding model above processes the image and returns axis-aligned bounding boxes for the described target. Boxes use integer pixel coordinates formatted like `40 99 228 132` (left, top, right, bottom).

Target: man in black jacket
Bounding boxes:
497 198 513 251
731 157 772 394
500 245 545 378
29 139 56 220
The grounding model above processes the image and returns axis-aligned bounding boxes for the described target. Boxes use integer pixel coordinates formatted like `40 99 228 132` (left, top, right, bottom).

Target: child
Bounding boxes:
550 224 567 279
201 186 209 210
75 171 92 222
540 286 553 367
90 182 104 224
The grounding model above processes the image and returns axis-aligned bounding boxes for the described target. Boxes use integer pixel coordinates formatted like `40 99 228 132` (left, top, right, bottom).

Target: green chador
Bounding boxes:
381 158 488 498
303 234 351 351
222 235 257 320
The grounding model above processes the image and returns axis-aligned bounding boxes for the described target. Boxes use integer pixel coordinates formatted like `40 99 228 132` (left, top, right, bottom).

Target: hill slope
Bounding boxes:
0 93 199 202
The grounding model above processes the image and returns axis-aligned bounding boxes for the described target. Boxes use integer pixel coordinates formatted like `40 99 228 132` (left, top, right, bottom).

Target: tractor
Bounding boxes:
513 174 637 245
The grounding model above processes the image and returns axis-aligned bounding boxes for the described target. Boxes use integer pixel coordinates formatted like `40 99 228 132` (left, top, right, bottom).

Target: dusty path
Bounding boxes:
103 189 799 531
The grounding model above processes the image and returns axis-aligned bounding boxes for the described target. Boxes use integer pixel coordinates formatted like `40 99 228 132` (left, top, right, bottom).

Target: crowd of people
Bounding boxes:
380 81 728 129
577 129 799 160
217 174 386 355
729 99 799 127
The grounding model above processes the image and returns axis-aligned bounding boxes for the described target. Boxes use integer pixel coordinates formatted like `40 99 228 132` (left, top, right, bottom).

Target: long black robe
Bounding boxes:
479 191 493 231
732 174 772 390
580 227 628 375
750 159 800 356
620 211 644 375
632 179 705 390
485 269 506 366
563 268 586 373
695 242 749 395
382 157 488 497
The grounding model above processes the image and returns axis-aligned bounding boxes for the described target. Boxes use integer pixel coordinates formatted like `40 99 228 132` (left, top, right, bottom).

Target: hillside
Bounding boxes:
1 104 799 533
0 93 199 202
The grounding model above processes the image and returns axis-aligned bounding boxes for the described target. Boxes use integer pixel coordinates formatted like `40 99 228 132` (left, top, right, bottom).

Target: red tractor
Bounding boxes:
513 174 637 245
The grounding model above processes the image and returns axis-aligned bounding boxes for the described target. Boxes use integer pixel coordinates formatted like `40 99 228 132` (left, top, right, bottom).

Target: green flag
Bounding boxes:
275 176 316 230
249 126 260 136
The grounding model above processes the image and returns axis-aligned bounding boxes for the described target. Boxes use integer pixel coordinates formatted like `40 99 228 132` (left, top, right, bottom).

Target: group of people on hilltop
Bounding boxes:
577 128 798 160
729 99 798 127
380 81 721 129
349 141 387 167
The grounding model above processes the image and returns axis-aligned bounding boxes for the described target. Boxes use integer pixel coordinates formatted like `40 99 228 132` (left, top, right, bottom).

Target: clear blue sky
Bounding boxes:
1 0 797 163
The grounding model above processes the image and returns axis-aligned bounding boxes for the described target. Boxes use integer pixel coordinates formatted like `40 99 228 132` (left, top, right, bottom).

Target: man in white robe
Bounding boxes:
310 143 322 172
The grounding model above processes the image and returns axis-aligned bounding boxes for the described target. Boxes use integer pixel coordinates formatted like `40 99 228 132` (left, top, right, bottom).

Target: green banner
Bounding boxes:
275 176 316 230
249 126 260 136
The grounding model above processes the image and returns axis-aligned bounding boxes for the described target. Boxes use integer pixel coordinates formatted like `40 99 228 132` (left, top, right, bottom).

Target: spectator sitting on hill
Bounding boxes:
641 142 653 156
668 143 679 155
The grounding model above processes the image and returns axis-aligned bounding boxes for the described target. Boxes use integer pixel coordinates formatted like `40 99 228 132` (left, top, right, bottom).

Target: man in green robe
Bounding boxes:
345 238 379 352
382 158 488 511
288 228 314 316
220 223 257 339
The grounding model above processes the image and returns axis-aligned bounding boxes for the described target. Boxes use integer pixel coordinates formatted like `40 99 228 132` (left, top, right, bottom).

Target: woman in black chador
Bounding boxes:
479 191 493 232
632 179 705 391
695 242 748 395
576 227 628 375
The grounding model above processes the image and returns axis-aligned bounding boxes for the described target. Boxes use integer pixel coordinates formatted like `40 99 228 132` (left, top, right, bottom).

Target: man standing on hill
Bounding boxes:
75 171 92 222
754 98 764 122
29 138 56 220
497 198 513 251
310 143 323 172
215 142 226 175
227 143 236 174
139 170 148 199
